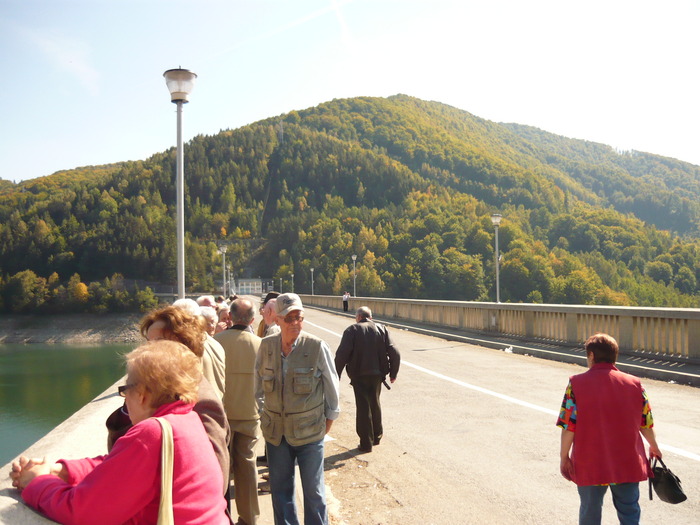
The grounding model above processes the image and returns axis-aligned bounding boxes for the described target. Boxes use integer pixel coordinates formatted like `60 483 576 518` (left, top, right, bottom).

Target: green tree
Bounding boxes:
645 261 673 285
674 266 696 295
3 270 47 313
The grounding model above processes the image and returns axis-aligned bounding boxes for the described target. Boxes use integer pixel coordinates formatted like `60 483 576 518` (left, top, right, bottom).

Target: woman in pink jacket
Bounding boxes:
10 340 230 525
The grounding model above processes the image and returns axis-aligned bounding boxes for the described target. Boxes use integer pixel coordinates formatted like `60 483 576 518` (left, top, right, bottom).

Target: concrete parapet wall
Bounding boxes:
301 295 700 360
0 381 123 524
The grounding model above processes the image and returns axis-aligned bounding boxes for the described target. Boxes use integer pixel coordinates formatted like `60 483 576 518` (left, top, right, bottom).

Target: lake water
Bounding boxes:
0 343 130 466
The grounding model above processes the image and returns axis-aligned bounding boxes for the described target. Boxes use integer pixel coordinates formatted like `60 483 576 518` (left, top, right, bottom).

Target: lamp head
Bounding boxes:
163 68 197 103
491 213 502 226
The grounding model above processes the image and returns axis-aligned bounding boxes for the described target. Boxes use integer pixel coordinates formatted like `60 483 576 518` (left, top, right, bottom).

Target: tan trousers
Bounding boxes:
229 419 261 525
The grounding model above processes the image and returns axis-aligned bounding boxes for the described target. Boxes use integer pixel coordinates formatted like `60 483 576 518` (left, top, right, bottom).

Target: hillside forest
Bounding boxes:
2 94 700 313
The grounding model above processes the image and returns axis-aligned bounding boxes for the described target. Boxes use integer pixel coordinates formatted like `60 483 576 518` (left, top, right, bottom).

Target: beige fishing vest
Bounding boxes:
258 332 327 446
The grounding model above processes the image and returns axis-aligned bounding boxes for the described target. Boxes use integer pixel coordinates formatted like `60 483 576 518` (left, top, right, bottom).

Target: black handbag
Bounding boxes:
649 457 687 504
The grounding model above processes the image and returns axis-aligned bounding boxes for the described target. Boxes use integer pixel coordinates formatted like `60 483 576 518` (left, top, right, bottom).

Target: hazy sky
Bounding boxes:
1 0 698 183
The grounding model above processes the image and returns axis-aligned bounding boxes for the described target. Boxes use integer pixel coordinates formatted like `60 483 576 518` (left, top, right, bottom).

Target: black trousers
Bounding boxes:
350 375 383 449
343 300 348 312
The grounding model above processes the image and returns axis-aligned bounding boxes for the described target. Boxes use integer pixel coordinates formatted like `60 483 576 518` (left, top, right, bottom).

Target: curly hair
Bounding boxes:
126 340 201 406
139 305 206 358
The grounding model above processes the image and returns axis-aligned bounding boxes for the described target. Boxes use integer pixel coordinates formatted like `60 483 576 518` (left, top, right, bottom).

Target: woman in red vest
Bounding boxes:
557 333 662 525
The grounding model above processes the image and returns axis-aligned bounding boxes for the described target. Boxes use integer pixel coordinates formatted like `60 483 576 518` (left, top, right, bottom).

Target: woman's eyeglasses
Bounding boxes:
118 384 136 397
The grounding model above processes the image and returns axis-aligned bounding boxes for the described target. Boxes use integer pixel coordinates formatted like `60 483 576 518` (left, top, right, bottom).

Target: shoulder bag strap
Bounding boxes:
155 417 175 525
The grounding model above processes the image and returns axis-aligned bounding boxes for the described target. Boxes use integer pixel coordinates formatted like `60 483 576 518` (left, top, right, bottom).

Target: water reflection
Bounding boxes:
0 343 130 466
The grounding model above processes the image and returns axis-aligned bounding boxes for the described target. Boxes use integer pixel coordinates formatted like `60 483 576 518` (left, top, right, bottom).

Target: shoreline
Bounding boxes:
0 313 143 344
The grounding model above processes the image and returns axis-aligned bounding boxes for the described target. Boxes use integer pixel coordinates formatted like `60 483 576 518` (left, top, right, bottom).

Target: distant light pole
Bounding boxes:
351 254 357 297
279 277 282 292
491 214 502 303
218 245 227 297
310 267 315 295
291 273 294 293
163 68 197 299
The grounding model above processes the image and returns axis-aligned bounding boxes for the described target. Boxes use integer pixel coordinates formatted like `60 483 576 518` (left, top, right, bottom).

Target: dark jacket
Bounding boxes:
335 319 400 380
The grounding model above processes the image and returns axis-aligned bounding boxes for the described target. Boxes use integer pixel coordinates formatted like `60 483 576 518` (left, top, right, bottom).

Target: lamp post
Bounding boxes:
310 267 315 295
351 254 357 297
163 68 197 299
491 214 502 303
291 273 294 293
279 277 282 292
218 245 227 297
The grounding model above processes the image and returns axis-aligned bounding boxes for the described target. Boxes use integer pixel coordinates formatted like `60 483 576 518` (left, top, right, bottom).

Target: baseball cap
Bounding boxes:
275 293 304 317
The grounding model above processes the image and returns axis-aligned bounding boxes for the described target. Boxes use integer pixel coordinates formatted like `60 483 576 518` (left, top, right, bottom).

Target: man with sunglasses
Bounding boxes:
255 293 340 525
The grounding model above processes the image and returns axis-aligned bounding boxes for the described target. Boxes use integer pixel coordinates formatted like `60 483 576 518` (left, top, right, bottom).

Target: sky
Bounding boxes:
1 0 699 183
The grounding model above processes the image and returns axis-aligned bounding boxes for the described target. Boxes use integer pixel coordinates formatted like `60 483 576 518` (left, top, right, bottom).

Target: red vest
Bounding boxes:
570 363 651 486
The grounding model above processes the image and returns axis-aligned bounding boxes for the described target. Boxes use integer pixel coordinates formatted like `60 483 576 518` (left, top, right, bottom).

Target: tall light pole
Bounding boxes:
291 273 294 293
218 245 227 297
351 254 357 297
310 267 315 295
279 277 282 292
491 214 502 303
163 68 197 299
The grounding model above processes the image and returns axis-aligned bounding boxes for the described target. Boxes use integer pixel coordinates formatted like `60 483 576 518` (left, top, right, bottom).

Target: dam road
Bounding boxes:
1 305 698 524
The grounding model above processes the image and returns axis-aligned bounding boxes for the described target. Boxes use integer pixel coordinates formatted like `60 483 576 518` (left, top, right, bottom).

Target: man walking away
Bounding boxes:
335 306 400 453
215 299 261 525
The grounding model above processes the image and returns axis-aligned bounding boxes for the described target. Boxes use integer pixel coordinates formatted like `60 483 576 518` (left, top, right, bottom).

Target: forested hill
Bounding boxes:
2 94 700 311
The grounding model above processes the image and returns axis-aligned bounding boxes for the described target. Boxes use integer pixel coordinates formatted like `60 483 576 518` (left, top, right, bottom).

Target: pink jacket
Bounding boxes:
22 401 229 525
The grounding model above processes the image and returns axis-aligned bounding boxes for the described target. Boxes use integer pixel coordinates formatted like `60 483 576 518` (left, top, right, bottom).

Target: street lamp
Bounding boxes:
218 245 227 297
310 267 315 295
291 273 294 293
163 68 197 299
351 254 357 297
491 214 502 303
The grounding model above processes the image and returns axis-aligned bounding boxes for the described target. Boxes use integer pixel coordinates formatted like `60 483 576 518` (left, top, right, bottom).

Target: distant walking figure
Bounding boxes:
557 333 662 525
335 306 400 453
342 291 350 312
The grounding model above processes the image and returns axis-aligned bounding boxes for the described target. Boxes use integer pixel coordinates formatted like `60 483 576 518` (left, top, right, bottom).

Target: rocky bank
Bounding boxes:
0 313 143 344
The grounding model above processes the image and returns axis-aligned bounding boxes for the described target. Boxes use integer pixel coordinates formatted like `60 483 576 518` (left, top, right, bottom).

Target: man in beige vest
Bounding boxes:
255 293 340 525
215 299 262 525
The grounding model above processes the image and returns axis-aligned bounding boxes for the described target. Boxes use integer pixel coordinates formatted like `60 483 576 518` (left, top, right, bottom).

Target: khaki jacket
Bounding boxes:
202 334 226 401
257 332 330 446
215 327 262 421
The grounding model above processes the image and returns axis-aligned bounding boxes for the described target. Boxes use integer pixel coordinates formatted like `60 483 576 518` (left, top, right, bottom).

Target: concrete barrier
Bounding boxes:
300 295 700 360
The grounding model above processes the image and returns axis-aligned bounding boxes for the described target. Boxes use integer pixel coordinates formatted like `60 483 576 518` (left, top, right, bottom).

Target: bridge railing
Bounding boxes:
300 295 700 360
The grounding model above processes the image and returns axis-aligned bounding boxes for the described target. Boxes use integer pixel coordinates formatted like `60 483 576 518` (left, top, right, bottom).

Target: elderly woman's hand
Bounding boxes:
10 456 68 490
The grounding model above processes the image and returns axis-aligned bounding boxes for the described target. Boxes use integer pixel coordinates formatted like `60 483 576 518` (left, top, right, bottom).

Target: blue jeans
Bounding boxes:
578 483 641 525
266 437 327 525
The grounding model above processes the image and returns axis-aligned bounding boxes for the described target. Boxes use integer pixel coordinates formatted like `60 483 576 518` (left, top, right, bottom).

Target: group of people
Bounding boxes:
9 292 401 525
8 285 665 525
